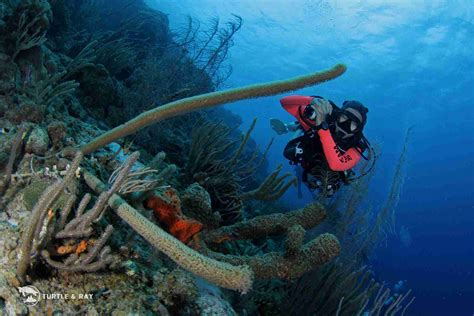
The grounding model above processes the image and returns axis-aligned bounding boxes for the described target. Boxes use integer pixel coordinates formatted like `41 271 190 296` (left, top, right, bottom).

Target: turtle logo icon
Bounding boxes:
18 286 41 306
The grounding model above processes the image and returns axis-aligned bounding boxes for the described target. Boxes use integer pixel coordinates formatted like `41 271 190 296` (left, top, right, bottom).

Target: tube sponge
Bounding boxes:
201 203 340 280
205 233 340 280
83 171 254 293
204 202 327 243
80 64 347 154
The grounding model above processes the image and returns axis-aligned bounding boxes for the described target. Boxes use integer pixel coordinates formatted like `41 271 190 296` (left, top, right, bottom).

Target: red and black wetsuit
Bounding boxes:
280 95 366 186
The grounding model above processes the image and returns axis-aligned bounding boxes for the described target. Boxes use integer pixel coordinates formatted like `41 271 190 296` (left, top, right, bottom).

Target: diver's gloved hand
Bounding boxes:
270 118 289 135
312 98 333 126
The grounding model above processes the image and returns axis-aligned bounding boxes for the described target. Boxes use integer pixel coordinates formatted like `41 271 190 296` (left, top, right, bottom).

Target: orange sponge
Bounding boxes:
145 188 203 244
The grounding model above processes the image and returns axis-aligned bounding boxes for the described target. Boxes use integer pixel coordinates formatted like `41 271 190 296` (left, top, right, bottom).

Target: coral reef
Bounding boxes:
16 150 126 283
0 0 358 314
80 152 338 292
44 0 239 159
156 268 198 309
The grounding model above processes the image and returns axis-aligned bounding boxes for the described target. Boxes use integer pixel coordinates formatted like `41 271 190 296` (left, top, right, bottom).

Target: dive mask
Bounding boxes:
302 104 316 121
335 108 363 139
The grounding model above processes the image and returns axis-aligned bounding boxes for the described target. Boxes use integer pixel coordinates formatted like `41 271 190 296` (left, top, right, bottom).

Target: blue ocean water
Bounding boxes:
152 1 473 314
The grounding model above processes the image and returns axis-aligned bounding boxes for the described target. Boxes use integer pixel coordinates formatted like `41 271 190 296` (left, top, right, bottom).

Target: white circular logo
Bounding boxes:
18 286 41 306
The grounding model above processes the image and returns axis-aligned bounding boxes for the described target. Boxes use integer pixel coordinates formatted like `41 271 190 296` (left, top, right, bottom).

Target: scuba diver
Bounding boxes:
270 95 374 196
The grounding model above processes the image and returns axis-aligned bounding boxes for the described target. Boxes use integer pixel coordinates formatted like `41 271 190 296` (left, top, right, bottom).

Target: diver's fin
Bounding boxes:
270 118 288 135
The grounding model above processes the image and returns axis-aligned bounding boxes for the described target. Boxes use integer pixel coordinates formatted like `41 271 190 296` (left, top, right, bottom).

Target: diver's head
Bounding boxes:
334 100 368 139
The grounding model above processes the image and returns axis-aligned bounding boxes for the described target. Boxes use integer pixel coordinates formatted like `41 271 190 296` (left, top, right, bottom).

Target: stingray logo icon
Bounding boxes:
18 286 41 306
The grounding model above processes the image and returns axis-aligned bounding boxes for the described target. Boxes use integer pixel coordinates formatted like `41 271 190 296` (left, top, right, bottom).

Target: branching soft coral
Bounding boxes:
5 0 52 60
184 119 278 223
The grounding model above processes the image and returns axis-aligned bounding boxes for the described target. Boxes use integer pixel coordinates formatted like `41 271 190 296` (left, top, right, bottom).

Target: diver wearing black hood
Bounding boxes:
271 95 372 196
